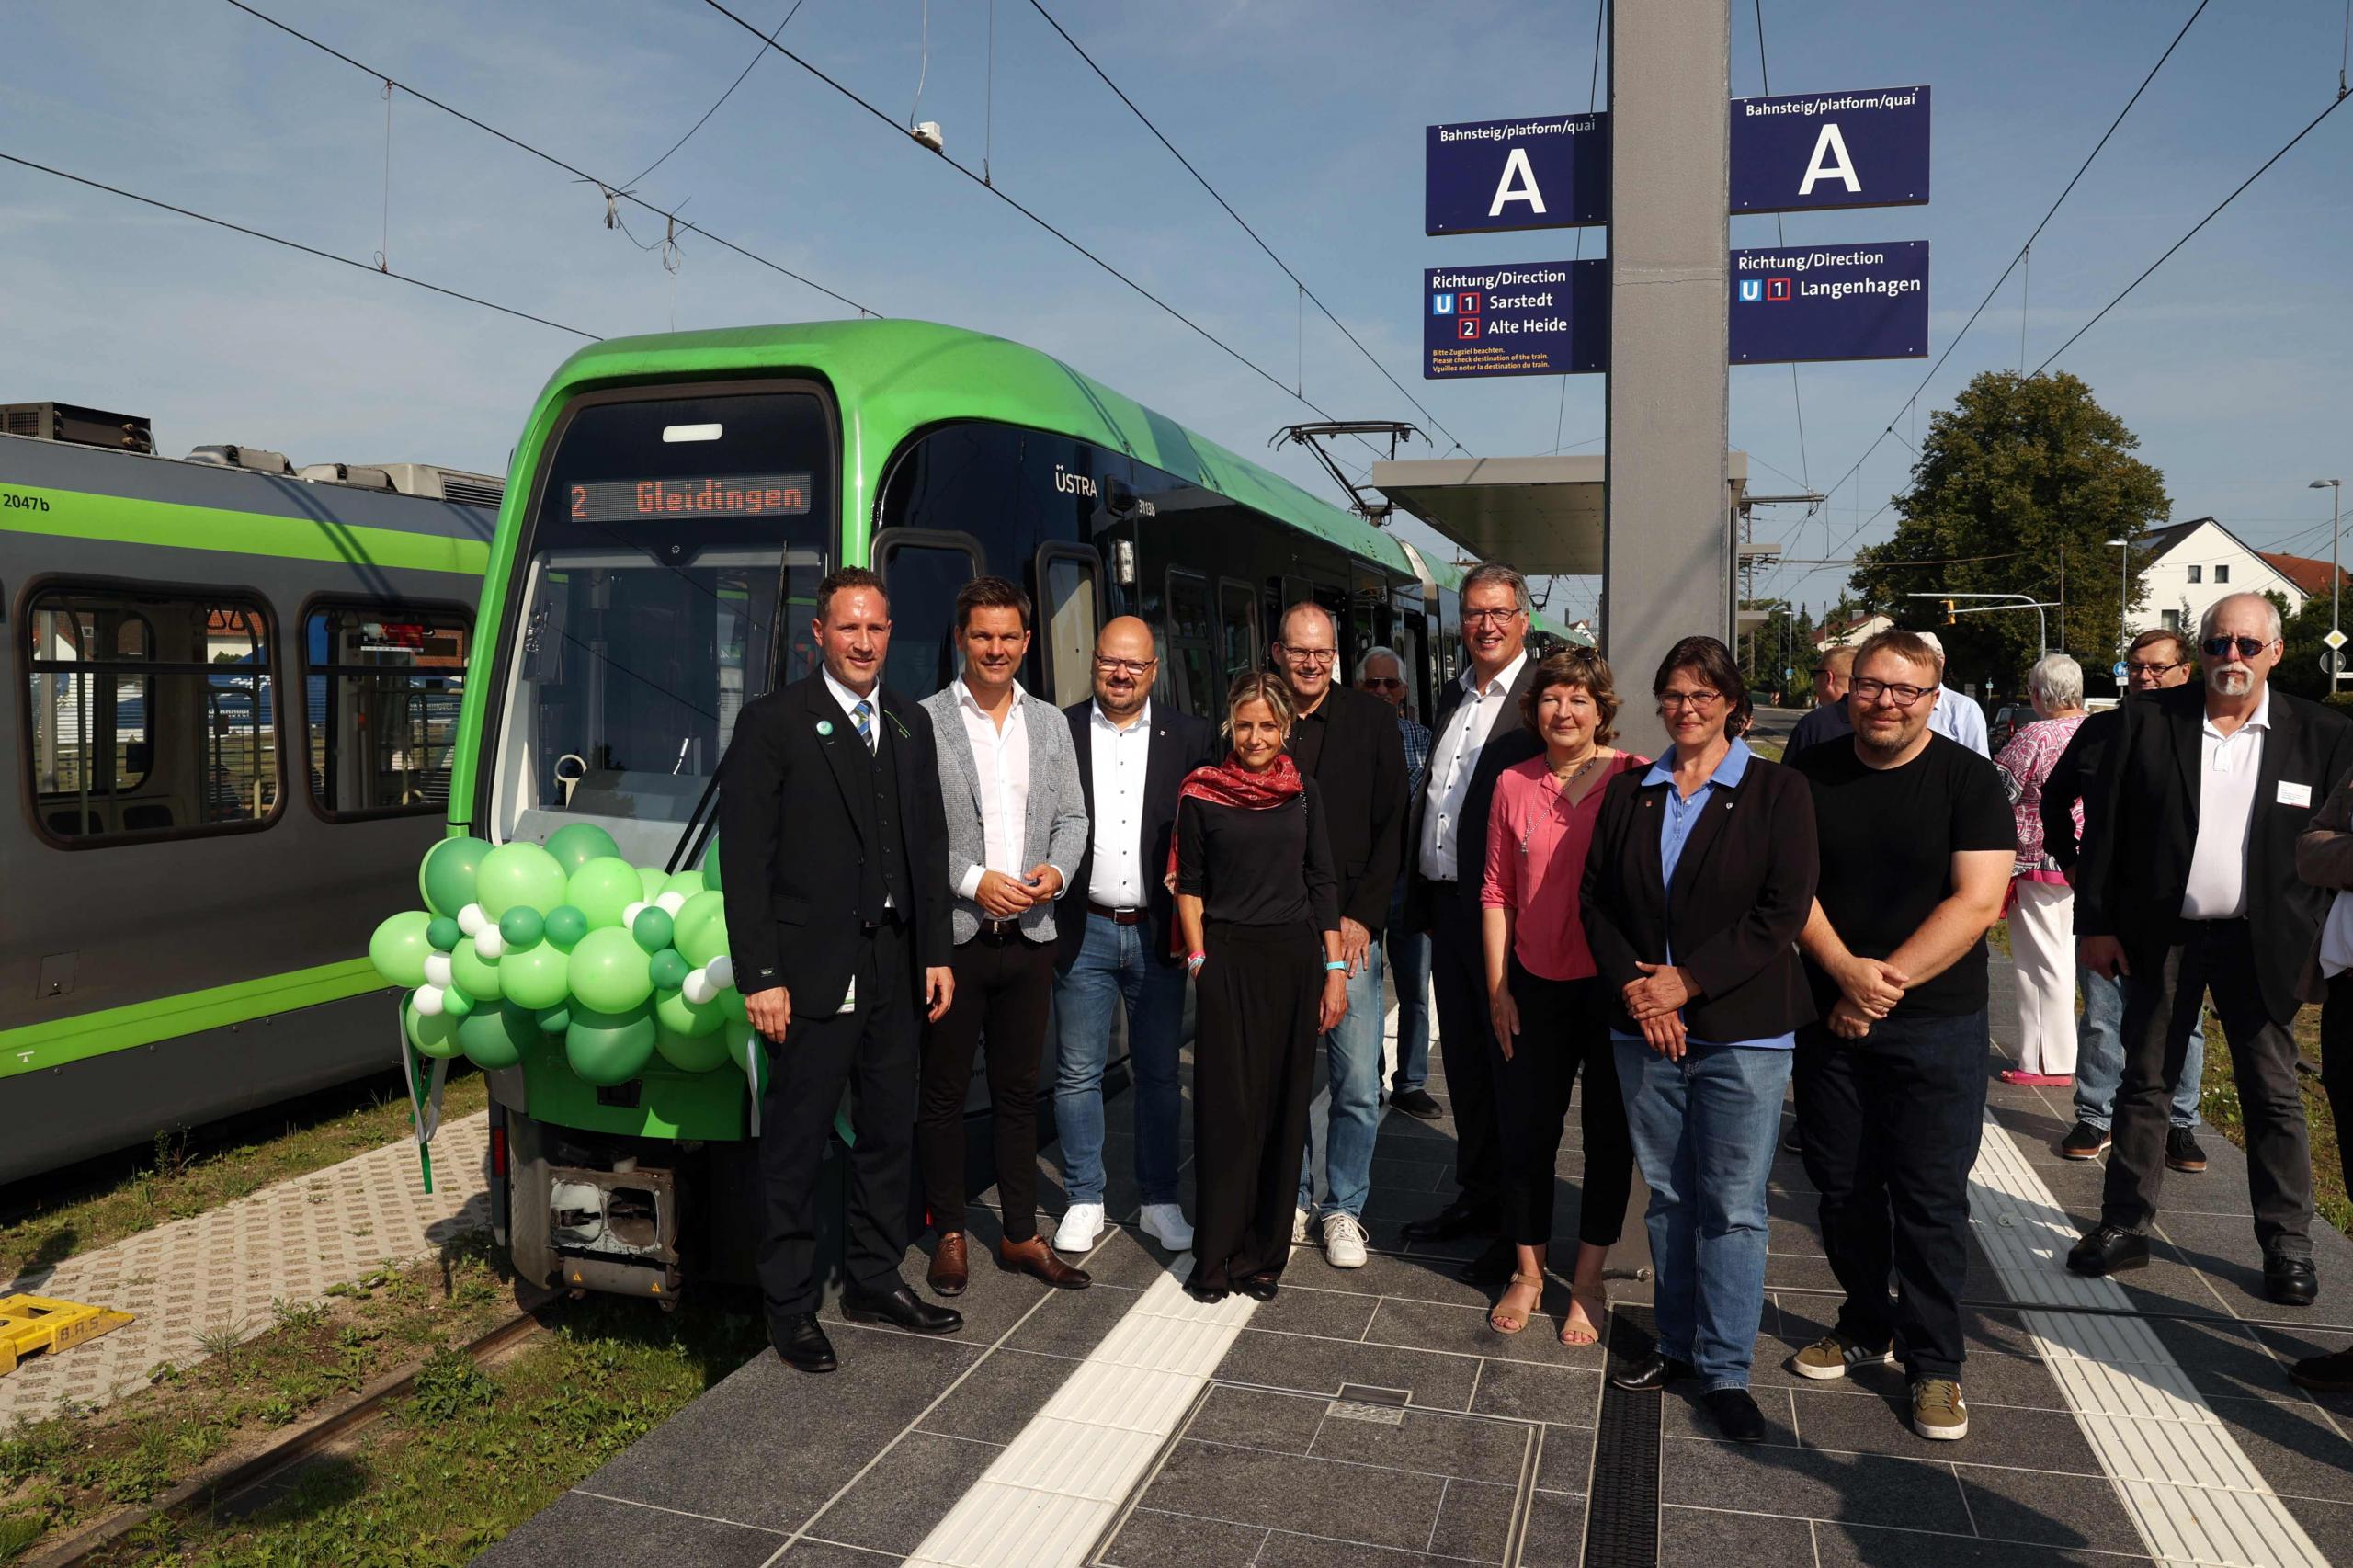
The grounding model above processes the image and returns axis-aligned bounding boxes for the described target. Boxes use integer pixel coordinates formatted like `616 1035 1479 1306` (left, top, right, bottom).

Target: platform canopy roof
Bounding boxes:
1371 452 1750 576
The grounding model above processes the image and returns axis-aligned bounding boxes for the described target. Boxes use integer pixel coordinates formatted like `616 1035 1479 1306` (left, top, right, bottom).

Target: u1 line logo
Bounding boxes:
1431 292 1455 315
1738 279 1762 302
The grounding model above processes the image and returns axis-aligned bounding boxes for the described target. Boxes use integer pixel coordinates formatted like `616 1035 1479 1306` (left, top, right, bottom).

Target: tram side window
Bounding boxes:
1037 550 1101 706
25 586 278 842
1216 579 1260 684
304 605 472 818
1165 569 1216 715
876 533 981 699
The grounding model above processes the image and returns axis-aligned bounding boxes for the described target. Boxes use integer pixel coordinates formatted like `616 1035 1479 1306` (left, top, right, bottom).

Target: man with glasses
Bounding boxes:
1273 604 1409 1268
1358 646 1441 1120
1788 644 1858 757
2071 593 2353 1307
1788 630 2015 1442
2040 629 2208 1167
1050 617 1215 1257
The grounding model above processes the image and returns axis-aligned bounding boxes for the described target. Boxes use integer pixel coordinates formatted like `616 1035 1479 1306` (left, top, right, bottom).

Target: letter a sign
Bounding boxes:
1730 85 1929 214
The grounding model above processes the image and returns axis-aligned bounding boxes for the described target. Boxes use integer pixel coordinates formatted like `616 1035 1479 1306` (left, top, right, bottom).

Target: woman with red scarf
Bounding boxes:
1174 671 1347 1301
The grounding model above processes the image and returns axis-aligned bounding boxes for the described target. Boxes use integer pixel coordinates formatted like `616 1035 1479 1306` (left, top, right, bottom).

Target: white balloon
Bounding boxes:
423 953 454 989
457 903 487 937
680 970 717 1006
654 891 689 916
705 955 735 992
621 901 649 928
474 926 506 960
414 984 446 1017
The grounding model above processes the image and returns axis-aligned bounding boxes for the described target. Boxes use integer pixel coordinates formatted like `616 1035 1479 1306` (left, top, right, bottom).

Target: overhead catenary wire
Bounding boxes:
623 0 810 193
0 151 600 340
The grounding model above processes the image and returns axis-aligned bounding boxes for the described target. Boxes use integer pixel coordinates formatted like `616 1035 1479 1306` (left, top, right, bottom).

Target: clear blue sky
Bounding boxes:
6 0 2349 626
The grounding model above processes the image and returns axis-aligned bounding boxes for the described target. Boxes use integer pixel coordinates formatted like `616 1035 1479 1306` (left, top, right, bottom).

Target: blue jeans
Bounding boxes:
1052 913 1188 1207
1615 1038 1791 1392
1300 944 1386 1220
1386 917 1433 1096
2075 967 2202 1131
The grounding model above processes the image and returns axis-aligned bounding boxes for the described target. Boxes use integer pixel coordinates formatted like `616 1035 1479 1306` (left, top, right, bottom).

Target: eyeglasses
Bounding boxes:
1360 676 1404 690
1657 689 1722 711
1462 608 1526 628
1093 655 1156 676
1275 643 1338 666
2123 658 2188 678
1850 677 1938 708
2200 635 2273 659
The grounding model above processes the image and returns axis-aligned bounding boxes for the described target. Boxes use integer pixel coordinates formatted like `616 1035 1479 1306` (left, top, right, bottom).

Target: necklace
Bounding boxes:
1549 750 1604 788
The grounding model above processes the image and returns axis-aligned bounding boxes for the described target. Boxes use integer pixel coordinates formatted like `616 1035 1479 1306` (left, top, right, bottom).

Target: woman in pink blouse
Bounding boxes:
1482 650 1647 1344
1993 653 2089 1085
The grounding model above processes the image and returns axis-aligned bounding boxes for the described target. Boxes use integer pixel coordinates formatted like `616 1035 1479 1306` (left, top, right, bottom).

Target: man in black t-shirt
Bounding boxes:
1786 630 2015 1445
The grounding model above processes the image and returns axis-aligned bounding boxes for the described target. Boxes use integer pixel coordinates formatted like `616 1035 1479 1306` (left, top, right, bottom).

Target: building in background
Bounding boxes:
2129 517 2350 641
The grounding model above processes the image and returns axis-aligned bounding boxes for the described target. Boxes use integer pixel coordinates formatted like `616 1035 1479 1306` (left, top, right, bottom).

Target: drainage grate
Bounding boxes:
1584 1306 1661 1568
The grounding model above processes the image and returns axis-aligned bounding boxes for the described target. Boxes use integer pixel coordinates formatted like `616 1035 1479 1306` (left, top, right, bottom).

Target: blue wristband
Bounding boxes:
1324 960 1348 972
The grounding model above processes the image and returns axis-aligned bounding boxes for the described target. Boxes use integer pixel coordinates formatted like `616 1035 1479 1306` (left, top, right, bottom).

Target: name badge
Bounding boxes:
2279 781 2313 809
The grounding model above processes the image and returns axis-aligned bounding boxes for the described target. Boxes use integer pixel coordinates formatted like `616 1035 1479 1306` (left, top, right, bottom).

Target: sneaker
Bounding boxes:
2166 1127 2209 1174
1913 1378 1968 1440
1390 1087 1444 1120
1322 1212 1369 1268
1052 1202 1105 1255
1787 1333 1896 1381
1138 1202 1194 1253
1291 1206 1312 1244
2060 1121 2111 1160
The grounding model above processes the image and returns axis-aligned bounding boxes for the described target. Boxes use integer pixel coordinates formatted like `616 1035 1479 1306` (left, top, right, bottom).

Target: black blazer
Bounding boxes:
2038 706 2120 872
1055 699 1218 970
2077 681 2353 1022
1288 683 1410 933
1580 752 1821 1041
715 674 954 1016
1405 658 1544 928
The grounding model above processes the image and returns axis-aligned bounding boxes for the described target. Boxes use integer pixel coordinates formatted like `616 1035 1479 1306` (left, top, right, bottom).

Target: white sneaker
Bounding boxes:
1053 1202 1105 1255
1322 1212 1369 1268
1291 1206 1312 1244
1139 1203 1194 1253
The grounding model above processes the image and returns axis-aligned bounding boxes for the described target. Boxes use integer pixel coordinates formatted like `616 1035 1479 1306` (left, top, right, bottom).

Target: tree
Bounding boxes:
1848 371 2170 697
2269 589 2342 702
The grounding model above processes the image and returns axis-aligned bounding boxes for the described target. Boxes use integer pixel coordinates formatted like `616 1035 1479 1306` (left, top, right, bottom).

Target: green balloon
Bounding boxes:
534 1001 573 1034
544 822 623 877
440 986 475 1019
419 835 491 918
369 911 435 989
648 949 691 991
426 915 462 952
655 985 724 1038
499 907 546 949
660 869 707 903
404 994 463 1058
631 907 676 954
672 891 731 967
567 858 641 930
544 904 589 950
702 837 722 891
569 926 654 1013
637 866 666 903
654 1020 732 1073
458 1003 536 1070
565 1005 656 1085
450 943 504 1002
476 842 568 919
720 987 747 1023
501 940 571 1010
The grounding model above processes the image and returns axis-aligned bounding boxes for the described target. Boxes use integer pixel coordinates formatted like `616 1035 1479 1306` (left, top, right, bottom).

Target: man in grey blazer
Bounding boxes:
916 576 1093 1295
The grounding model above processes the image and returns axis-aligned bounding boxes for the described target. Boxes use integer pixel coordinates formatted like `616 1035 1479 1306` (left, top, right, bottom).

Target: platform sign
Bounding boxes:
1730 242 1928 364
1424 261 1608 379
1424 114 1608 235
1730 85 1929 214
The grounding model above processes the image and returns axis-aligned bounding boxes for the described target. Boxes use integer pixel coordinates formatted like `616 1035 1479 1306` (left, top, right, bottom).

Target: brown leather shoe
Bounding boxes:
927 1232 969 1298
999 1234 1092 1290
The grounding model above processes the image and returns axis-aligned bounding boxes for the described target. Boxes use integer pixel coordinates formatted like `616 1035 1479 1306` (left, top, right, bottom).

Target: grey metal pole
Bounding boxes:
2334 483 2342 687
1601 0 1731 749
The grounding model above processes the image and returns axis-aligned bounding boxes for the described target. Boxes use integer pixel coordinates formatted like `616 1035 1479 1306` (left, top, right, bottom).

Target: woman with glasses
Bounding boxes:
1480 650 1644 1344
1993 653 2089 1086
1581 636 1820 1443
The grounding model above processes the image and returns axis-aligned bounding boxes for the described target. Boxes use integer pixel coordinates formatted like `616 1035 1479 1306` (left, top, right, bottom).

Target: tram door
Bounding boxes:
875 528 981 699
1032 545 1102 707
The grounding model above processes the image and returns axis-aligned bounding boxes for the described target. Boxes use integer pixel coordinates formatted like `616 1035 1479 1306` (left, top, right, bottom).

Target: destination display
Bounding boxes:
1423 261 1608 379
1730 85 1929 214
1729 242 1928 364
568 473 813 522
1424 113 1608 235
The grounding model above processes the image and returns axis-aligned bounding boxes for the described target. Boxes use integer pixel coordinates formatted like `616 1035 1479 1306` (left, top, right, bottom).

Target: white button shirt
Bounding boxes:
953 677 1031 902
2181 685 2271 921
1086 699 1154 908
1418 648 1529 881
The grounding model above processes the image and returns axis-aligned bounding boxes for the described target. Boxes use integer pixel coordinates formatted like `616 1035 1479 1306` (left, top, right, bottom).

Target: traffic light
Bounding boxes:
1942 599 1956 625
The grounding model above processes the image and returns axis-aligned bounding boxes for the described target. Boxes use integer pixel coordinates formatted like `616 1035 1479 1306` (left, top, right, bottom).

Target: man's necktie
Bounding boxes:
853 698 875 755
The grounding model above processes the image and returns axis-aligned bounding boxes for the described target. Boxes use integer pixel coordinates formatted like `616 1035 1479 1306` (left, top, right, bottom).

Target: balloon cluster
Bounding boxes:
367 824 748 1085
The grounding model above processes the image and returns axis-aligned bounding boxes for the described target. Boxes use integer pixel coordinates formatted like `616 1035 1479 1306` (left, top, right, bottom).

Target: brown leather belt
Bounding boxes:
1088 902 1143 926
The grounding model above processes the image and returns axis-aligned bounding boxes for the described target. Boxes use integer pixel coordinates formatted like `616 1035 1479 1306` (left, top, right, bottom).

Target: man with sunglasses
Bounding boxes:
2072 593 2353 1307
2040 630 2209 1167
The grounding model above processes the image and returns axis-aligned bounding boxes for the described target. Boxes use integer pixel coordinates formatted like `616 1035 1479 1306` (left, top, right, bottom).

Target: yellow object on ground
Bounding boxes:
0 1294 135 1376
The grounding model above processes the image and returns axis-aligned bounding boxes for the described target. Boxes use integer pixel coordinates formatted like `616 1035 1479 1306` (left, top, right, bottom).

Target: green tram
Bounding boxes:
449 320 1572 1298
0 415 497 1186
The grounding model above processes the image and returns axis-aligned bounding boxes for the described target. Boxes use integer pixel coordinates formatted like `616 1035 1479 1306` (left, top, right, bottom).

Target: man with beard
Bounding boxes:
2070 592 2353 1308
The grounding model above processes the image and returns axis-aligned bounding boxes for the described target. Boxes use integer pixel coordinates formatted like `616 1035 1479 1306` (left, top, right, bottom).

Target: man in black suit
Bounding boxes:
718 566 962 1372
1274 602 1408 1270
1402 563 1544 1283
2072 592 2353 1306
1049 616 1217 1258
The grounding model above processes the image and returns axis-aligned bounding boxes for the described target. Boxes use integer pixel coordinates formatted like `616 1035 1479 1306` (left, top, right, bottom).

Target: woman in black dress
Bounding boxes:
1174 671 1347 1301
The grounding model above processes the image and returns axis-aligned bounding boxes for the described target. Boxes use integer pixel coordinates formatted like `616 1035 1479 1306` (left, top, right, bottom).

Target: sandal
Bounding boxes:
1559 1284 1608 1348
1489 1271 1543 1335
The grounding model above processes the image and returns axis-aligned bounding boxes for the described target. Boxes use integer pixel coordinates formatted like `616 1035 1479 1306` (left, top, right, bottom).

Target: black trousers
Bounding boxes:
1427 887 1502 1213
918 931 1054 1242
1500 965 1633 1249
2106 919 2314 1257
1191 920 1321 1291
756 918 916 1331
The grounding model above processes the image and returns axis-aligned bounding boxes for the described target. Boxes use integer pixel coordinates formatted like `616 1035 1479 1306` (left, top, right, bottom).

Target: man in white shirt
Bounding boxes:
1915 632 1991 757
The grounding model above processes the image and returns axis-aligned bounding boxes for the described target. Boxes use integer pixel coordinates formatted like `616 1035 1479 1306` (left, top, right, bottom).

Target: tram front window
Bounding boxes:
492 390 832 863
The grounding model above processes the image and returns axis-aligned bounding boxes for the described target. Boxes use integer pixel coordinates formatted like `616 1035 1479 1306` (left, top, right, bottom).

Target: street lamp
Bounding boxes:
2107 538 2131 676
2315 480 2344 687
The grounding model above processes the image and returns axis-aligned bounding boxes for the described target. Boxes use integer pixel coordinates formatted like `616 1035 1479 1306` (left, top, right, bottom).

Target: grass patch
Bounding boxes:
2 1073 488 1283
2198 1006 2350 1237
